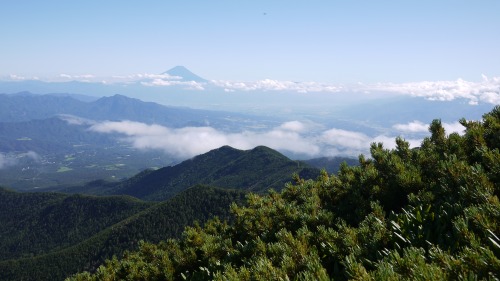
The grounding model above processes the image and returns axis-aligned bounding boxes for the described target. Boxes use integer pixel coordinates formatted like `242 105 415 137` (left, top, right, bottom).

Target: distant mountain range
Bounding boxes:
0 93 286 189
0 92 263 128
1 66 493 124
0 92 356 190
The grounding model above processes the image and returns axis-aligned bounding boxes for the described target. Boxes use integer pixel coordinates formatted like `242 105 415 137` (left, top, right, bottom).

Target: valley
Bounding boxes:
1 1 499 279
0 69 497 280
0 144 173 189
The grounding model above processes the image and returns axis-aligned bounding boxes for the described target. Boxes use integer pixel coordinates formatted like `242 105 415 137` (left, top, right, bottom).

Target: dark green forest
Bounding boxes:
0 186 247 281
0 189 150 260
0 144 322 280
69 106 500 280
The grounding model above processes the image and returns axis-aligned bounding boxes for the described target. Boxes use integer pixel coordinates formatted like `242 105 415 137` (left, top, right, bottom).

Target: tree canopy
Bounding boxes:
69 107 500 280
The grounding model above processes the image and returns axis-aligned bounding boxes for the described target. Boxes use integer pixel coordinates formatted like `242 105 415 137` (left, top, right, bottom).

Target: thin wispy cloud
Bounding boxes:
60 74 95 80
91 121 169 136
8 74 29 81
58 114 96 126
211 79 343 93
141 79 205 90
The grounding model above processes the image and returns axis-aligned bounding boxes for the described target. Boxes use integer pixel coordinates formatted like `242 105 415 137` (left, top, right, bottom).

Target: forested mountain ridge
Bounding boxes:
0 144 321 280
0 187 150 260
0 185 248 281
65 145 320 201
70 106 500 280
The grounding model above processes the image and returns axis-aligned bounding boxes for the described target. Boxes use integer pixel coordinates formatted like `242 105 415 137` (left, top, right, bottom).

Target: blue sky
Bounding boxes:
1 0 499 83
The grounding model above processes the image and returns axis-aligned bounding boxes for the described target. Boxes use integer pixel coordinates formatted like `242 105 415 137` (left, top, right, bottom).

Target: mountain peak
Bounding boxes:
163 66 207 82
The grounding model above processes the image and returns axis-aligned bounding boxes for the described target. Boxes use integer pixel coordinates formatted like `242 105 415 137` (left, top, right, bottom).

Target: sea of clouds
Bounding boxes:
88 119 464 159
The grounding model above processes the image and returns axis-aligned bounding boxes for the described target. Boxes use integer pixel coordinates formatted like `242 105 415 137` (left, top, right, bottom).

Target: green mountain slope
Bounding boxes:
69 106 500 280
99 145 320 201
0 188 150 261
0 185 247 281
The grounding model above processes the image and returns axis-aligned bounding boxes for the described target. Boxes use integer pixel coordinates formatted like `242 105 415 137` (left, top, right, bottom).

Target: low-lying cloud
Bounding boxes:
0 153 17 169
320 128 422 156
393 121 465 135
393 121 429 133
58 114 96 126
89 120 428 159
90 120 321 158
0 151 40 169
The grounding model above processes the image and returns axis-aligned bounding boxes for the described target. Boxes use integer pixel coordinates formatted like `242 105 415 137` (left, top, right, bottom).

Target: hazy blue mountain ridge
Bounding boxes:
0 93 264 129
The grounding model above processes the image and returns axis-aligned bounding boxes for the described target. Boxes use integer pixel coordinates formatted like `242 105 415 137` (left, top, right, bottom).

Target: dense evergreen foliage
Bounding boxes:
0 189 150 260
0 186 247 281
70 106 500 280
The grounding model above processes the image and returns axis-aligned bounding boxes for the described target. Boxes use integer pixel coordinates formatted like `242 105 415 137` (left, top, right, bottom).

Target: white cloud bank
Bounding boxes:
90 120 321 158
366 76 500 105
89 120 428 159
192 76 500 105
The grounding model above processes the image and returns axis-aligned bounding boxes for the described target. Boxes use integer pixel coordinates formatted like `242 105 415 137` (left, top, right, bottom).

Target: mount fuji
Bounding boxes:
162 66 208 83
